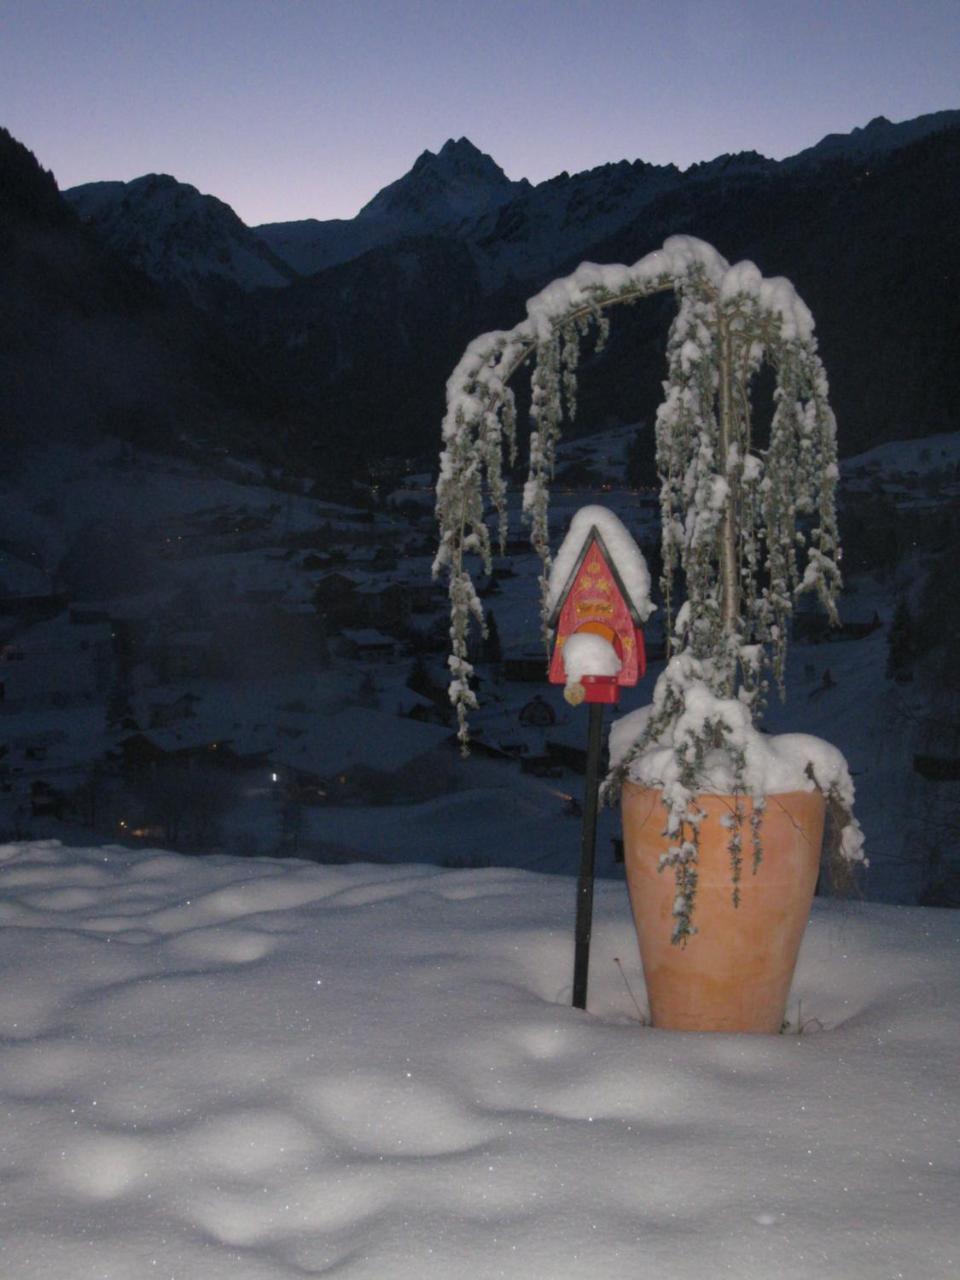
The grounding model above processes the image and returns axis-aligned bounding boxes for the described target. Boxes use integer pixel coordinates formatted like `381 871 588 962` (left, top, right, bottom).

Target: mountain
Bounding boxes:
785 108 960 168
65 174 298 305
239 234 486 465
564 123 960 458
60 113 960 304
0 122 66 226
356 136 528 226
0 128 299 465
255 137 529 278
10 110 960 472
248 215 391 279
253 111 960 288
242 117 960 458
257 147 691 284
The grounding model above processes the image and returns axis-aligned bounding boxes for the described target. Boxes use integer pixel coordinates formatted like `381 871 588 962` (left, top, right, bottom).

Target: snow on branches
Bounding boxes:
434 235 840 737
433 235 860 936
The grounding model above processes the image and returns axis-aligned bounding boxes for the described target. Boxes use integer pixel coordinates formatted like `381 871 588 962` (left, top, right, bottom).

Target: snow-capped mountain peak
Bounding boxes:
785 108 960 168
65 173 297 301
356 136 529 228
63 109 960 305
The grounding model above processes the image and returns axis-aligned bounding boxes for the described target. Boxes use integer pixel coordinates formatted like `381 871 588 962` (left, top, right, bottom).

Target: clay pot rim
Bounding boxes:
621 780 827 802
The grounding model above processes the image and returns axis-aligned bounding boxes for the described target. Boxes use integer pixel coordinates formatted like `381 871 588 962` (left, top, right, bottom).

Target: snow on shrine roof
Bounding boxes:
546 506 655 624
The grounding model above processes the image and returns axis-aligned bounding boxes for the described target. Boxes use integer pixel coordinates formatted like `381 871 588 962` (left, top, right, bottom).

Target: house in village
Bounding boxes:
503 650 550 683
0 611 115 709
299 550 337 573
113 717 274 846
340 629 399 662
313 570 372 629
115 721 277 798
353 581 409 630
519 694 556 728
0 555 65 627
403 577 445 613
314 569 417 635
0 705 111 826
152 627 215 683
117 731 260 778
793 608 883 644
344 544 397 571
148 692 201 729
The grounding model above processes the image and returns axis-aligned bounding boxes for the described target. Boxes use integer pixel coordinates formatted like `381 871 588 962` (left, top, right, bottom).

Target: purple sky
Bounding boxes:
2 0 958 226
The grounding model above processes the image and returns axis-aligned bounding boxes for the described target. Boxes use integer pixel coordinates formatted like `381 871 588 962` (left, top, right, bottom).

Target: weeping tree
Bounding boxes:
434 236 862 938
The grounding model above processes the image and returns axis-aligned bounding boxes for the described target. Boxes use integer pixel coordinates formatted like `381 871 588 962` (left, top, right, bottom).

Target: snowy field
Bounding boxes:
1 840 957 1279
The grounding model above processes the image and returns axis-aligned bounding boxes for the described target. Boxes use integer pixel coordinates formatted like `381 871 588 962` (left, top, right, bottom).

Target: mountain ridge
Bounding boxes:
66 172 298 305
4 110 958 473
63 109 960 292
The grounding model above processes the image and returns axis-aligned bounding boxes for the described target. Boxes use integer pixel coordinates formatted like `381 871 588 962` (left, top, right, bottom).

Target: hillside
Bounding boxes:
2 422 957 906
0 129 300 467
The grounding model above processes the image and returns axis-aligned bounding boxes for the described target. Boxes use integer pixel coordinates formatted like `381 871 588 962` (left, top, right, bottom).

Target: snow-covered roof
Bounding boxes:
354 581 406 597
0 555 54 598
163 629 215 646
841 431 960 478
271 706 452 777
340 629 397 647
1 705 110 768
316 570 371 588
3 613 112 650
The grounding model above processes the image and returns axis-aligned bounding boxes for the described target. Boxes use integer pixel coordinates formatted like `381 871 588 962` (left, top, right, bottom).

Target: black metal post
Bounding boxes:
572 701 605 1009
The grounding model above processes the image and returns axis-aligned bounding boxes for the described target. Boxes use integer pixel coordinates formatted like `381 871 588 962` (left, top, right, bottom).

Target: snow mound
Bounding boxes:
562 631 622 681
1 841 956 1278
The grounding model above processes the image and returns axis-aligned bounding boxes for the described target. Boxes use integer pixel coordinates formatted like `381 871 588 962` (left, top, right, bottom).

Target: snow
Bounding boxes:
717 261 814 341
270 705 452 777
841 430 960 478
546 505 655 621
519 237 734 344
561 631 621 682
438 238 827 603
65 175 294 296
1 839 957 1278
610 699 854 802
607 650 866 873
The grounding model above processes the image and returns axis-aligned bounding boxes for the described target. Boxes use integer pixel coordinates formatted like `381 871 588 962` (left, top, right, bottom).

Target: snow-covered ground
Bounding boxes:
841 430 960 483
1 840 957 1279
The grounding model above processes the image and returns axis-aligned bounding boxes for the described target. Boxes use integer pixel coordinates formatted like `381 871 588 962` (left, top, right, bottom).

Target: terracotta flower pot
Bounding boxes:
621 783 825 1033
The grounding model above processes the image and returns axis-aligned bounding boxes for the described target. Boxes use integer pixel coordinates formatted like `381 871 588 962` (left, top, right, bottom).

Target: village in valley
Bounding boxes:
2 424 958 904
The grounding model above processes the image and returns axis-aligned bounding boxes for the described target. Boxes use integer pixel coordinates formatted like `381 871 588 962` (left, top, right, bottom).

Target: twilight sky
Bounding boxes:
2 0 958 227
